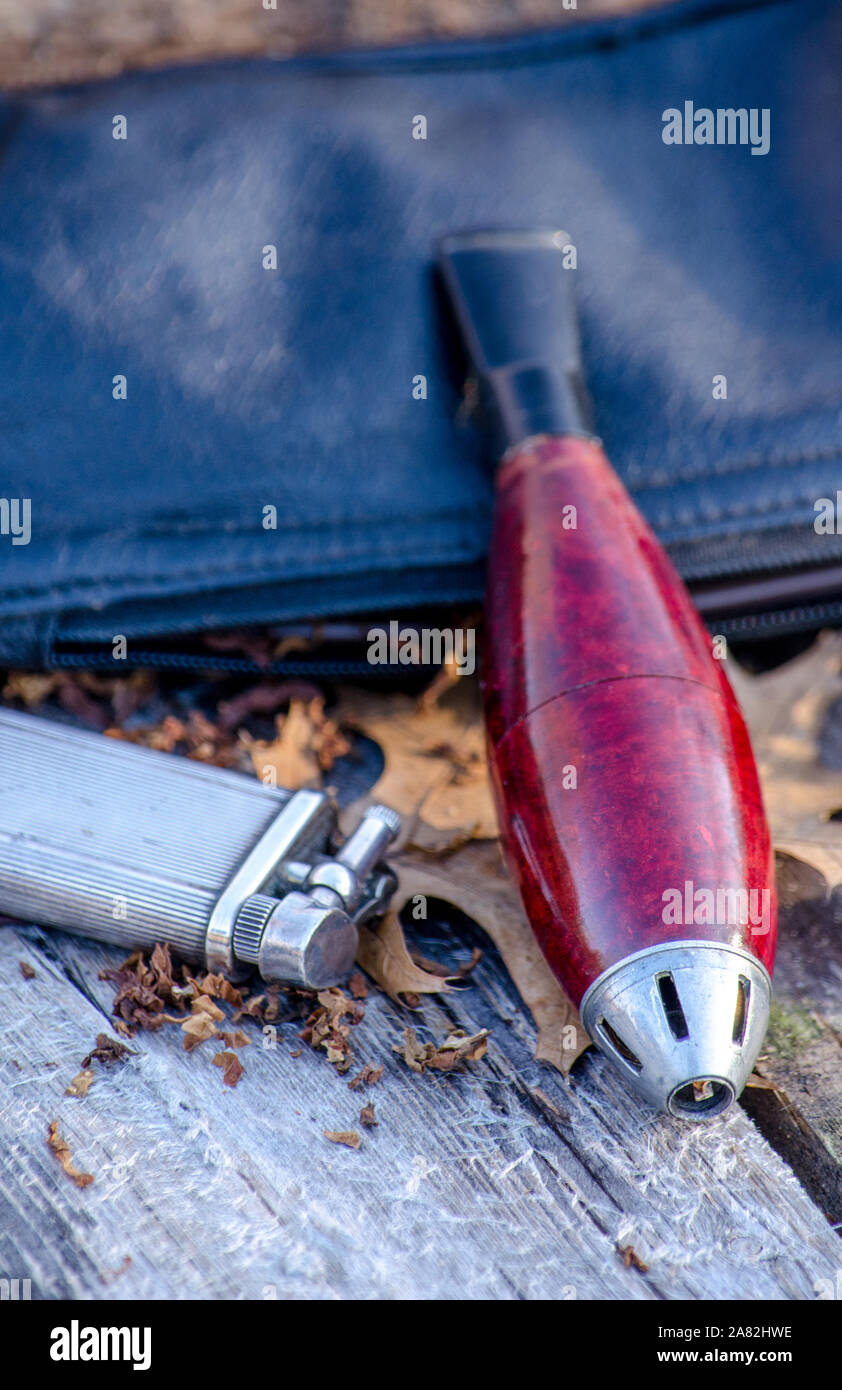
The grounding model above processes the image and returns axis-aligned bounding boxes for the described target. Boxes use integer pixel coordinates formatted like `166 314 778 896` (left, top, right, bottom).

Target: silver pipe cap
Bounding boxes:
580 942 771 1121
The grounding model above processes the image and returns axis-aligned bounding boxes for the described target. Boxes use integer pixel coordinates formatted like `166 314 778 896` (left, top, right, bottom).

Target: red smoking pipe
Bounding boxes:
439 230 775 1119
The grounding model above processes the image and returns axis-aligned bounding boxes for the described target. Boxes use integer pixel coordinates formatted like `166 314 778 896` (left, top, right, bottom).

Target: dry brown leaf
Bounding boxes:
19 960 36 979
245 696 349 790
149 941 177 990
55 678 110 729
3 671 159 741
393 845 586 1074
203 627 277 667
408 950 451 979
316 987 357 1022
356 909 454 1004
336 678 497 852
417 656 464 711
65 1069 95 1098
263 987 284 1023
217 681 315 731
219 1029 251 1049
428 1029 489 1070
105 709 247 770
359 1104 378 1127
308 695 353 772
728 630 842 892
333 677 582 1070
323 1130 361 1149
3 671 58 706
744 1072 778 1091
246 700 319 787
213 1051 244 1087
109 671 157 724
47 1121 94 1188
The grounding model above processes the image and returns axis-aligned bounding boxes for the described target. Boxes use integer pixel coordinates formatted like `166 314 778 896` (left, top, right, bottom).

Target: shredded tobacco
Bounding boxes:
300 987 365 1074
97 940 375 1092
65 1069 95 1098
348 971 368 1000
81 1034 134 1068
347 1063 384 1091
187 971 243 1007
180 1012 219 1052
457 947 484 977
393 1026 489 1074
99 942 189 1033
47 1120 94 1188
98 1255 133 1286
323 1130 361 1149
407 946 482 981
213 1051 245 1088
618 1244 649 1273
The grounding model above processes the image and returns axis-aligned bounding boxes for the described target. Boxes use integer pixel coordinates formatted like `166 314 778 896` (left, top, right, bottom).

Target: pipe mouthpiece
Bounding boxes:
437 228 594 453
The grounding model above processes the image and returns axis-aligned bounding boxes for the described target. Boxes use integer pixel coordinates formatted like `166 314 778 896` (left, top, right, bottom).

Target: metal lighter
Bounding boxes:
0 708 400 988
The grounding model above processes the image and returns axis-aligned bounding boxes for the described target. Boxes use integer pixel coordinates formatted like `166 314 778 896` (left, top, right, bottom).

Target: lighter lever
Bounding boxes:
0 708 400 989
439 230 776 1119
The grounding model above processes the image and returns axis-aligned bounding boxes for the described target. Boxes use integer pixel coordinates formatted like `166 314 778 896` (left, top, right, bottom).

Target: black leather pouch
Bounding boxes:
1 0 840 670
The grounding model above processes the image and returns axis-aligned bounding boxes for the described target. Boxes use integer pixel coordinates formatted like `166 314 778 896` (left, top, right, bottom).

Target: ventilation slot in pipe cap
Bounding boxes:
732 976 751 1045
598 1018 642 1072
657 971 689 1040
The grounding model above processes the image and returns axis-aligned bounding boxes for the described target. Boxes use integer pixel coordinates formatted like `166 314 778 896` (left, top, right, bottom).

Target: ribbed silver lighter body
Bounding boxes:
0 707 292 961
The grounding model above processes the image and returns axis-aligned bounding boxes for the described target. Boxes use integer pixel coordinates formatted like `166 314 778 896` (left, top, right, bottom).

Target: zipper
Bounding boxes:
49 614 466 679
50 648 412 679
46 555 842 674
702 598 842 642
50 600 842 679
49 609 486 677
691 561 842 642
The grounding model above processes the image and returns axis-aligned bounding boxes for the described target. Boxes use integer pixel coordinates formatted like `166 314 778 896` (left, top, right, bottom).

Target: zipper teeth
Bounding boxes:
50 590 842 675
49 649 428 677
669 531 842 584
712 598 842 640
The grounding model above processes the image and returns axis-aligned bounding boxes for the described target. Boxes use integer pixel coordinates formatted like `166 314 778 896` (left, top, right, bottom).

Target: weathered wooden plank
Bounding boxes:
741 856 842 1225
1 910 839 1301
